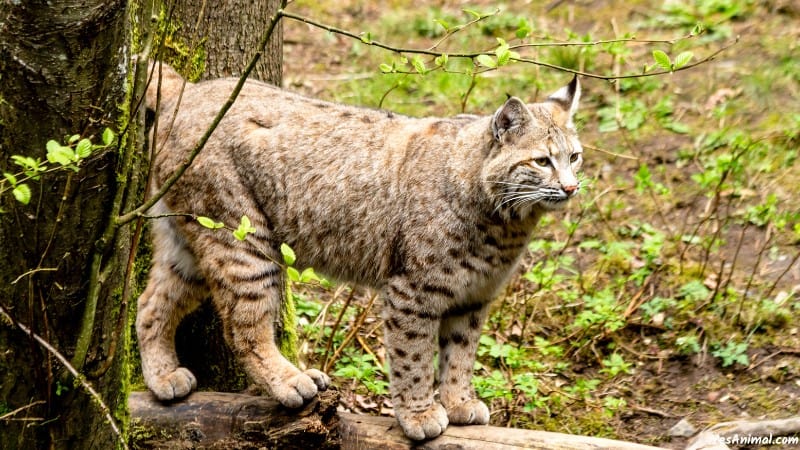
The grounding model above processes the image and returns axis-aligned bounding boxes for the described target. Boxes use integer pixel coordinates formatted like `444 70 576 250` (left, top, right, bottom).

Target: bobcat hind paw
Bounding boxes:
446 398 490 425
397 402 449 441
148 367 197 401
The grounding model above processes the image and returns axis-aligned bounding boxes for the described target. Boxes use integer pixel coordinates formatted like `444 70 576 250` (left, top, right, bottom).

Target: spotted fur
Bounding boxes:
137 62 583 440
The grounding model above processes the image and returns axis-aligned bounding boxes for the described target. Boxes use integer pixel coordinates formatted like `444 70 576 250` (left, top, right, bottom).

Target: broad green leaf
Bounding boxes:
75 138 92 159
434 18 450 31
476 54 497 68
496 47 511 67
434 54 448 67
674 51 693 69
197 216 224 229
287 266 301 282
411 55 427 74
379 63 393 73
68 134 80 144
102 128 115 146
299 267 321 283
233 229 247 241
652 50 672 71
463 8 481 19
281 243 296 266
4 172 17 186
515 18 532 39
13 184 31 205
359 32 372 44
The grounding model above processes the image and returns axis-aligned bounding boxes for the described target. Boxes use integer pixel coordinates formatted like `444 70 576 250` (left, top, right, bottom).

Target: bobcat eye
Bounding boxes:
569 153 581 163
533 157 551 168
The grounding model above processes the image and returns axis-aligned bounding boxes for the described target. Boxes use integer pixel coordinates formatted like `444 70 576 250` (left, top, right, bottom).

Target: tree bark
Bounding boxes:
160 0 284 394
0 1 146 448
170 0 283 83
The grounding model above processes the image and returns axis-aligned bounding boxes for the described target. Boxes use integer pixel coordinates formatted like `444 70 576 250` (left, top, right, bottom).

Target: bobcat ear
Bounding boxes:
491 97 530 142
546 76 580 128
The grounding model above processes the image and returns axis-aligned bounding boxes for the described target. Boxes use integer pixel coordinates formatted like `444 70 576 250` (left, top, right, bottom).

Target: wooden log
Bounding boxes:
129 390 340 449
338 412 666 450
129 391 667 449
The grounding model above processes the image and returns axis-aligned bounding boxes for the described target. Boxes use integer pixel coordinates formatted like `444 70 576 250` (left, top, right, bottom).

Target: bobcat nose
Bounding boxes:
562 184 578 196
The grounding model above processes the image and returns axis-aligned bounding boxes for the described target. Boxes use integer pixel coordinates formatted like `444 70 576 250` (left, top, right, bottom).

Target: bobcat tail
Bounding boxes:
145 61 186 112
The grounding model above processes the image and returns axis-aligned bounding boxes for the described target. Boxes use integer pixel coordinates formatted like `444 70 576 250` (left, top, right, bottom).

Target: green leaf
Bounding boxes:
68 134 80 144
379 63 393 73
286 266 301 282
476 54 497 68
299 267 322 283
102 128 115 146
652 50 672 71
515 18 532 39
359 32 372 44
673 51 694 69
197 216 224 229
281 243 296 266
12 184 31 205
75 138 92 159
46 140 76 166
4 172 17 186
434 18 450 31
233 215 256 241
434 54 448 67
463 8 482 19
411 55 427 74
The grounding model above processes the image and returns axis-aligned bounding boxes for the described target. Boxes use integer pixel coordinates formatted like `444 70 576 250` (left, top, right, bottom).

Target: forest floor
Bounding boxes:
277 0 800 448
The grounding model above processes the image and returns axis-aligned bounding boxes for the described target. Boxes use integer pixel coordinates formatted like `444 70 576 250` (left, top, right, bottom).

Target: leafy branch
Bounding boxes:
279 9 736 80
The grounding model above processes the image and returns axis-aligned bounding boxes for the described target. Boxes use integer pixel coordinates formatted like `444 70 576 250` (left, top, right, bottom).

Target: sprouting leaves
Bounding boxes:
2 128 115 210
233 215 256 241
197 216 224 229
650 50 694 72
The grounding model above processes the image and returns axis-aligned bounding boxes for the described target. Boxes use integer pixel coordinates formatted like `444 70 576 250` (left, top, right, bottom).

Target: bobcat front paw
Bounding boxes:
304 368 331 391
396 402 449 441
147 367 197 401
445 398 490 425
272 369 328 408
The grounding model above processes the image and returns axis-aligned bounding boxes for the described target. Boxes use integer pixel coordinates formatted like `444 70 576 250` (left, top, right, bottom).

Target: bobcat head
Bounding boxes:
483 77 583 219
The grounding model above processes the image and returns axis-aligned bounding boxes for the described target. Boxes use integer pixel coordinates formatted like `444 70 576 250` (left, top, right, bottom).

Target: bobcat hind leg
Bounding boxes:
136 227 209 400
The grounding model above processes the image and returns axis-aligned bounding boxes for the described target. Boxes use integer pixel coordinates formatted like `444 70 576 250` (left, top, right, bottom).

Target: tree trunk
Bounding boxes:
158 0 284 394
171 0 283 83
0 1 147 448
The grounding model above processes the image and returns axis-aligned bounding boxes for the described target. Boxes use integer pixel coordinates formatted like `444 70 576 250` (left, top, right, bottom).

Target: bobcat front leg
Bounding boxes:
383 277 449 440
438 303 491 425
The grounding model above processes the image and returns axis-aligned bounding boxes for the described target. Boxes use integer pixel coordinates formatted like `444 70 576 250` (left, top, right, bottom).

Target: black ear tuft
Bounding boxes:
491 97 530 142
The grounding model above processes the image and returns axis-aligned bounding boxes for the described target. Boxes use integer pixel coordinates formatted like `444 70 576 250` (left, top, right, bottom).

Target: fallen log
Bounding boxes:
129 391 667 449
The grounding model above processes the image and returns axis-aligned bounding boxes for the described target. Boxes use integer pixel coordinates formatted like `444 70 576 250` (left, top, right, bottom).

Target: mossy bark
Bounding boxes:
0 1 147 448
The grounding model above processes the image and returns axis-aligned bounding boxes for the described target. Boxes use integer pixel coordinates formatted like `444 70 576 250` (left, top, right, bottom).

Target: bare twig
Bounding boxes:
0 306 128 450
0 401 46 421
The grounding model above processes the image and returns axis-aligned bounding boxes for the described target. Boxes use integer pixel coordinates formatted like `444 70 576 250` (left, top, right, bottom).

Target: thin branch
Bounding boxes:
0 306 128 450
427 9 500 52
0 401 46 421
281 10 737 81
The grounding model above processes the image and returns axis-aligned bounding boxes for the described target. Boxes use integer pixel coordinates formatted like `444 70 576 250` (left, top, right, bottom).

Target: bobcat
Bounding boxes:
137 61 583 440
